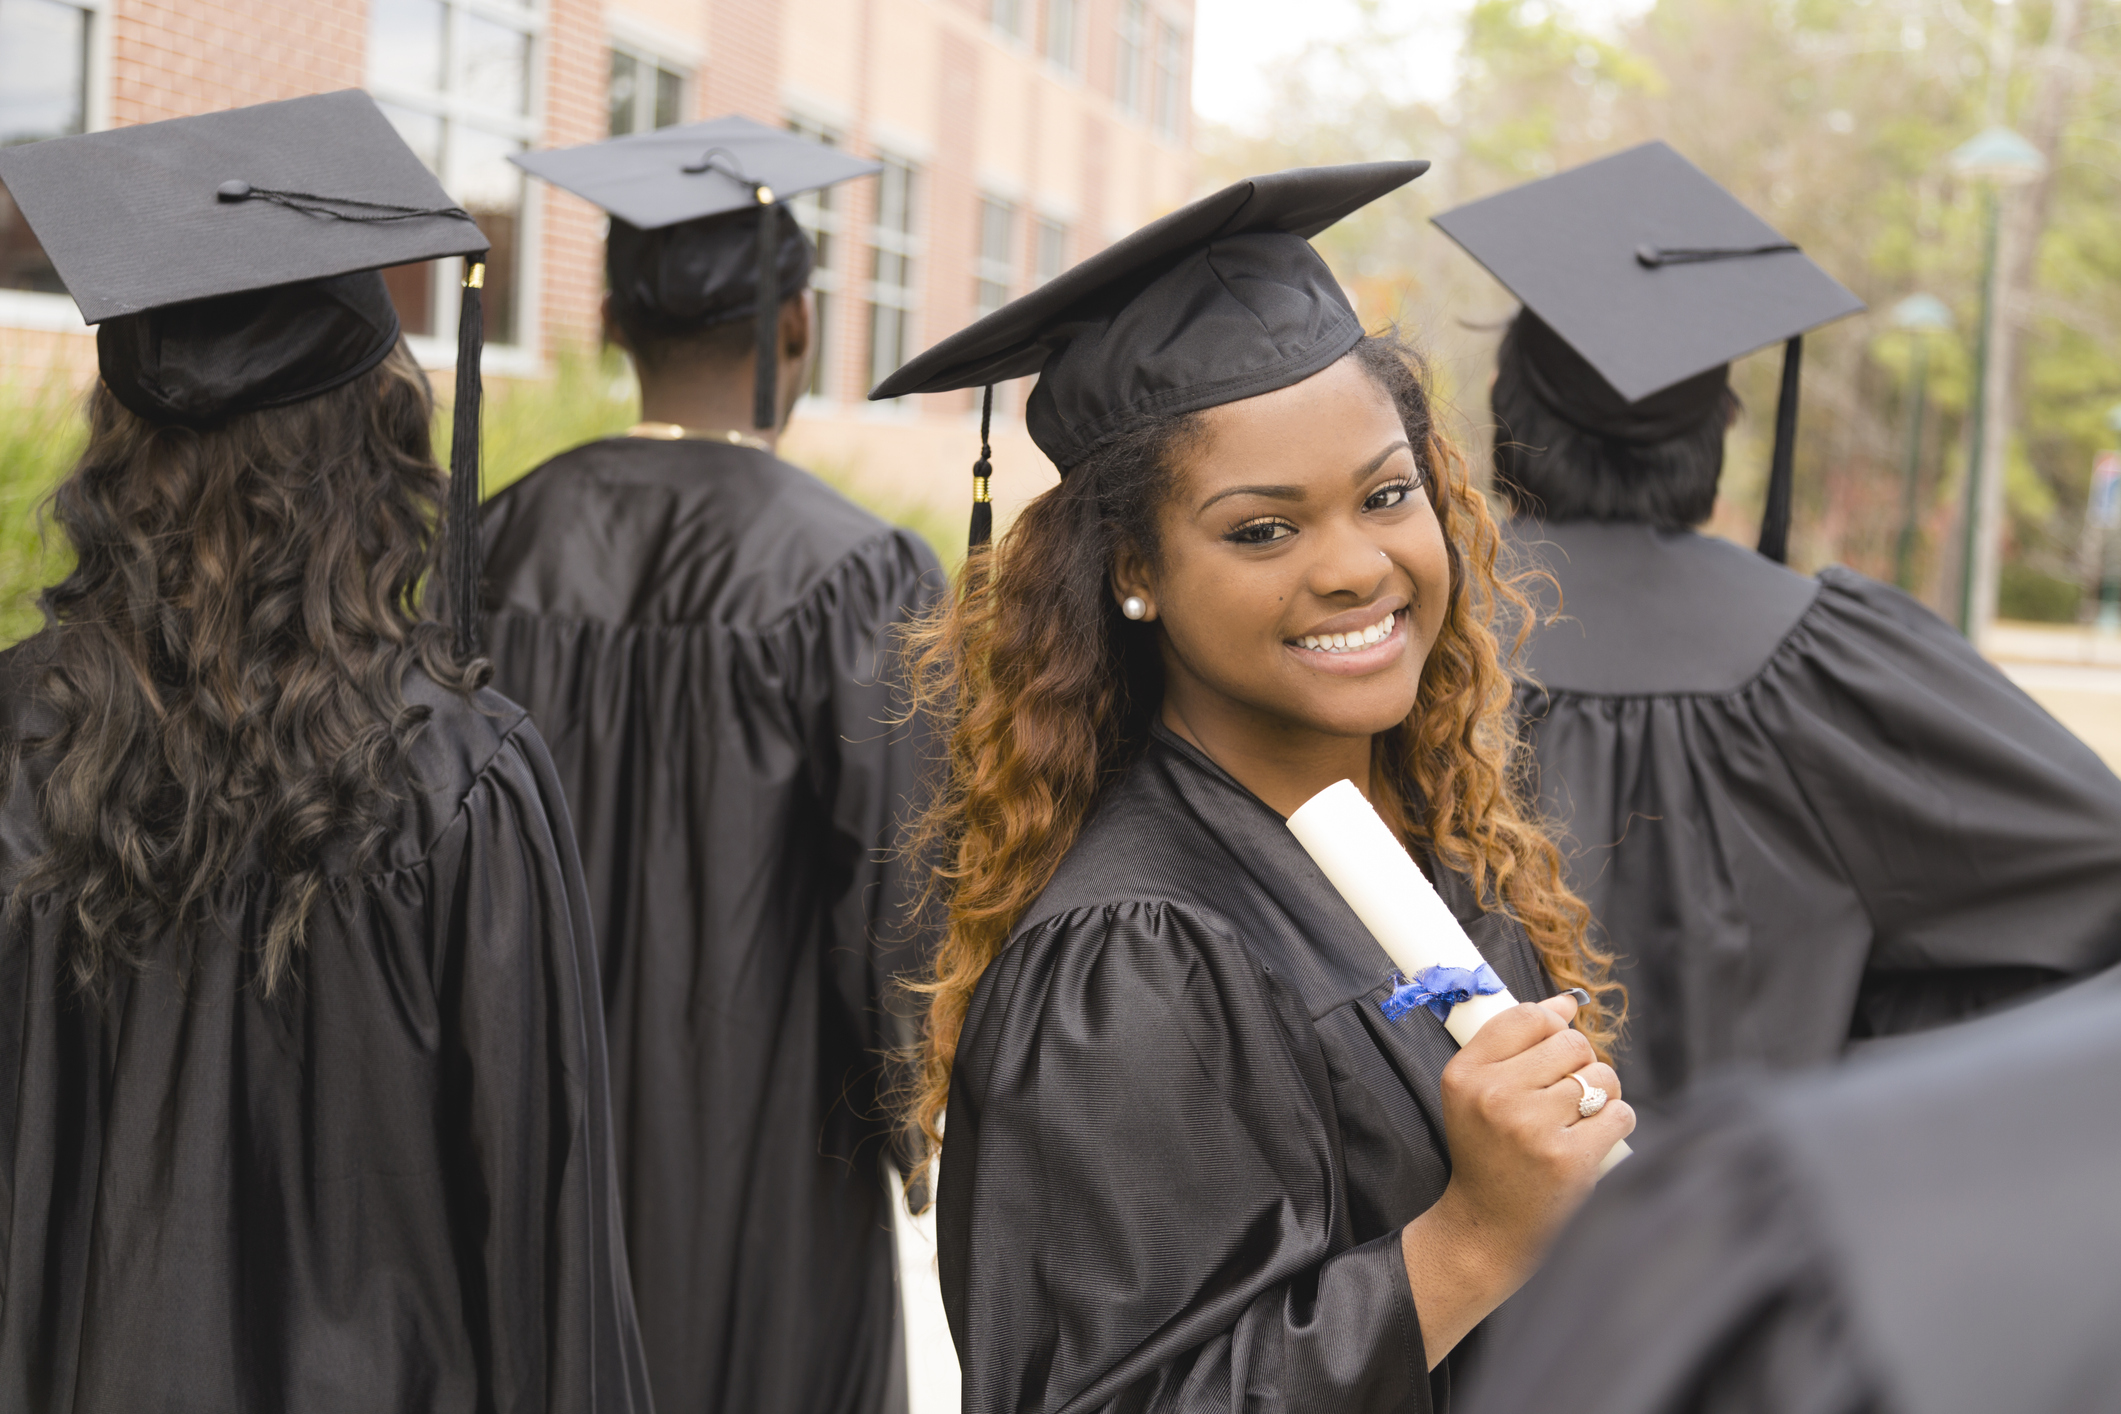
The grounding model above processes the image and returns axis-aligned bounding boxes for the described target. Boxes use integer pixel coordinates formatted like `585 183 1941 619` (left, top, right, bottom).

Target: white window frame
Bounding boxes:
0 0 111 333
1033 215 1069 286
1153 14 1188 143
1113 0 1146 120
606 12 698 137
787 113 847 406
865 153 921 412
1045 0 1085 80
368 0 548 366
990 0 1030 48
974 195 1014 317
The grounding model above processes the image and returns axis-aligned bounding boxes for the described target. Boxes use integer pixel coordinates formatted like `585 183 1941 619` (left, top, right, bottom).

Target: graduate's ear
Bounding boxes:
1111 541 1158 623
781 288 813 366
777 291 813 428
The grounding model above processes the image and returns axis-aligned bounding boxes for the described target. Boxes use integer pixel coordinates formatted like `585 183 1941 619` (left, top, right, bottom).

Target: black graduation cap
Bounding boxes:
1432 141 1864 562
513 116 880 432
870 161 1429 548
0 89 493 652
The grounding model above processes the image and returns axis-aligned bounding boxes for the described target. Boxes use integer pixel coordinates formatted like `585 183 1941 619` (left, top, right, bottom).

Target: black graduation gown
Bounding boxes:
0 649 648 1413
1461 966 2121 1414
480 437 943 1414
1508 519 2121 1105
940 726 1557 1414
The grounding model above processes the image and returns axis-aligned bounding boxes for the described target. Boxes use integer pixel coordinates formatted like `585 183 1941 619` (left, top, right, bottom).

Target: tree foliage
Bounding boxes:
1204 0 2121 614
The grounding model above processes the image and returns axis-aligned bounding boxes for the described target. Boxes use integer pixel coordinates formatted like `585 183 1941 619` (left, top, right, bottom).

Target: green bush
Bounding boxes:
1998 562 2083 624
0 377 86 646
0 352 955 652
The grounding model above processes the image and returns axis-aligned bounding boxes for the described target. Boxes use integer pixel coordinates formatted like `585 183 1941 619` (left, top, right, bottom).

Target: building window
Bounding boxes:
0 0 95 296
368 0 541 348
1045 0 1083 77
1154 20 1187 141
788 115 844 399
990 0 1027 43
609 44 686 136
867 155 919 393
1114 0 1146 118
975 197 1013 318
1034 217 1068 286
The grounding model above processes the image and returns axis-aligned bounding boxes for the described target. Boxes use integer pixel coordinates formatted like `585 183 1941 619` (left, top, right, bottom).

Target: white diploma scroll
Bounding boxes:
1287 779 1630 1173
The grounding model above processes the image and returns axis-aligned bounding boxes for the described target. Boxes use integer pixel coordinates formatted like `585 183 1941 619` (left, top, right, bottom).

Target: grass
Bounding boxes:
0 352 957 652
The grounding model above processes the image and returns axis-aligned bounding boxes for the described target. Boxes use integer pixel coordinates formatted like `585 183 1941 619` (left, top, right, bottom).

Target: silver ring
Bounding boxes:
1568 1072 1608 1119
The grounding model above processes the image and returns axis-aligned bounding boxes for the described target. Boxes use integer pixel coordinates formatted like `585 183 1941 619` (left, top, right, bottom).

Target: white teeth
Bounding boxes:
1296 610 1398 655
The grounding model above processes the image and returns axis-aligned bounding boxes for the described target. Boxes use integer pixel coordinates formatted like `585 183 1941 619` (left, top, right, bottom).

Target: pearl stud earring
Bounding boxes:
1122 596 1148 621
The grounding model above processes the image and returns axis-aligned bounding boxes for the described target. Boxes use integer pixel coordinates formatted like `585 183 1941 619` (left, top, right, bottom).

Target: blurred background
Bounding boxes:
2 0 2119 768
1198 0 2121 764
4 5 2118 1407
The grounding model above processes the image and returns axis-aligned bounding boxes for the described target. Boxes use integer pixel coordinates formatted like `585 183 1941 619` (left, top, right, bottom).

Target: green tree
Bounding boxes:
1205 0 2121 619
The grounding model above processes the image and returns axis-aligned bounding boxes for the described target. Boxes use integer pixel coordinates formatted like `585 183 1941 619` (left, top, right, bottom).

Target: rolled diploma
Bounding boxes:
1287 778 1629 1173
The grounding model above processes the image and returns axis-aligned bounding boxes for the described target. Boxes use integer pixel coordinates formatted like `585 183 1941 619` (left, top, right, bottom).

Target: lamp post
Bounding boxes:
1948 125 2047 638
1890 293 1954 592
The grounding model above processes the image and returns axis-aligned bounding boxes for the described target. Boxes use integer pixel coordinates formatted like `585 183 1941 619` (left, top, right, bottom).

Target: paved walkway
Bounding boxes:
1987 622 2121 772
891 1167 963 1414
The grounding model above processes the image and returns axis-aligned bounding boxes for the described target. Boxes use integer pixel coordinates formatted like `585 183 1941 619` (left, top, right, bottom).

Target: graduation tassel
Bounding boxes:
753 186 779 432
1757 335 1802 564
969 385 995 550
449 257 487 659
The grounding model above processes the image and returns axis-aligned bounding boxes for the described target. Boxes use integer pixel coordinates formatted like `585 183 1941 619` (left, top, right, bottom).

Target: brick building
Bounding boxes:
0 0 1196 510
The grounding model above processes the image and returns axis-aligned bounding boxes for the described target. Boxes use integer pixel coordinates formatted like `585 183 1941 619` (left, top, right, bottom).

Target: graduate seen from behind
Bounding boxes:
1434 142 2121 1108
489 118 942 1414
874 164 1633 1412
0 93 647 1411
1463 968 2121 1414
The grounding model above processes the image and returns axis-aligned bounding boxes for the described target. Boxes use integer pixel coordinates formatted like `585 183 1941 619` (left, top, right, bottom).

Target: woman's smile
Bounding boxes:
1287 604 1408 674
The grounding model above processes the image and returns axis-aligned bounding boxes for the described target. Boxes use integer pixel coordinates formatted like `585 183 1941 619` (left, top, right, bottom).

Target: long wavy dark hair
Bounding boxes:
5 341 483 997
900 333 1620 1166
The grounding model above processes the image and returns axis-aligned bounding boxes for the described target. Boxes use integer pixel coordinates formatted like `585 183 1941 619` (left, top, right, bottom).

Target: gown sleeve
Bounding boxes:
1756 570 2121 1028
1459 1092 1883 1414
803 530 946 1098
435 720 652 1413
939 900 1428 1414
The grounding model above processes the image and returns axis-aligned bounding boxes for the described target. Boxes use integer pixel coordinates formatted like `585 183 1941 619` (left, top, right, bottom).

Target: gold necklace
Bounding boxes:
626 421 771 451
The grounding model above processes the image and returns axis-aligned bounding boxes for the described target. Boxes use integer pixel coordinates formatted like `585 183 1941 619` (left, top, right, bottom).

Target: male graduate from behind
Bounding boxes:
485 118 941 1414
1433 143 2121 1109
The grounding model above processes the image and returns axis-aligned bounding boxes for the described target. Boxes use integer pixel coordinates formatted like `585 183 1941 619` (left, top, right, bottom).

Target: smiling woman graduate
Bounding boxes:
872 165 1632 1413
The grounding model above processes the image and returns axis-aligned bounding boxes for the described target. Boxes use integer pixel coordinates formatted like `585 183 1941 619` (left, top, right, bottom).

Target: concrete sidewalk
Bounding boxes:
1987 622 2121 772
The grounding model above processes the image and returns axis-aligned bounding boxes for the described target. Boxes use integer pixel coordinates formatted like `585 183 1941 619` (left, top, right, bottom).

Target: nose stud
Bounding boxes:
1121 596 1148 621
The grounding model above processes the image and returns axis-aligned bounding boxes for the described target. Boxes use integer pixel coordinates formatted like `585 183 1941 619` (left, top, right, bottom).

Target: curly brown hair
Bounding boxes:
898 333 1620 1169
5 341 484 998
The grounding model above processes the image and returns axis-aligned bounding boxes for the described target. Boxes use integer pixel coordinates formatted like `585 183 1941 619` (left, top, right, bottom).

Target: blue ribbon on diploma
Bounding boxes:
1381 962 1506 1024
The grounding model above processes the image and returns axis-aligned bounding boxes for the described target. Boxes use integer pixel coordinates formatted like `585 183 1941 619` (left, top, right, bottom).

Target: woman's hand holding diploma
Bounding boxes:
1288 778 1635 1365
1401 991 1634 1366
